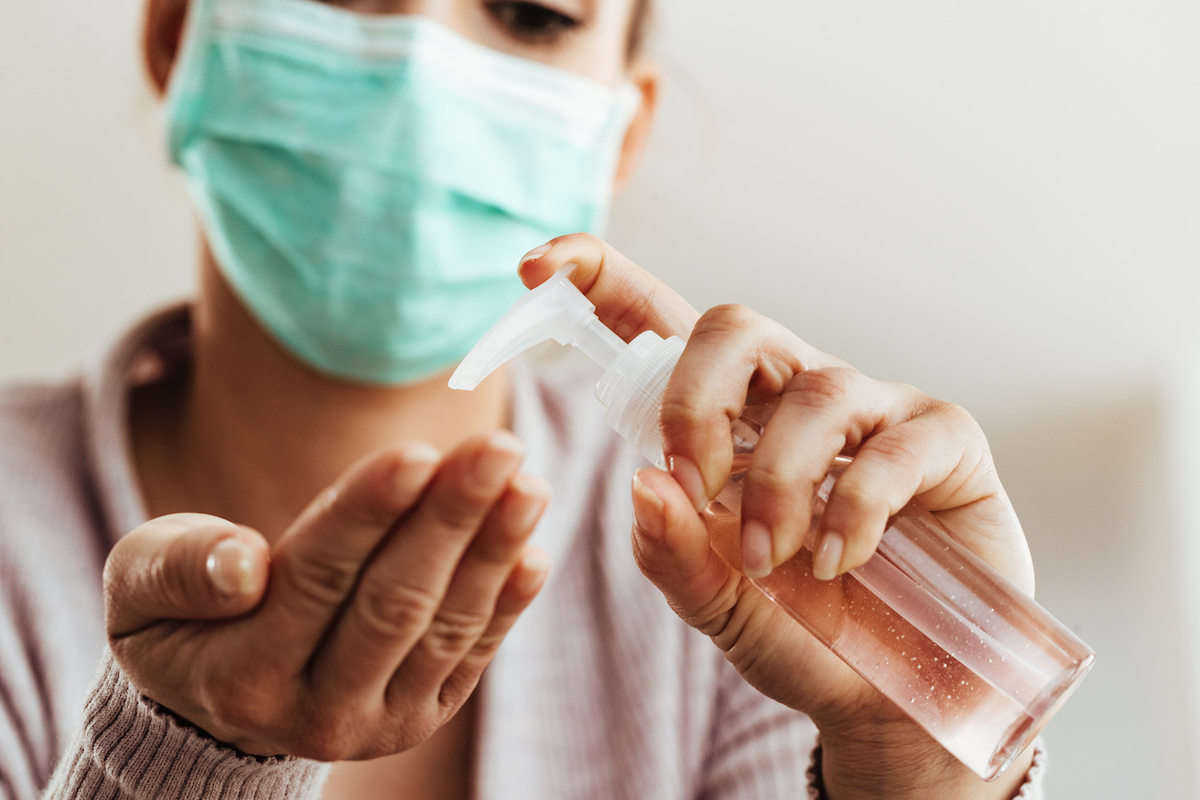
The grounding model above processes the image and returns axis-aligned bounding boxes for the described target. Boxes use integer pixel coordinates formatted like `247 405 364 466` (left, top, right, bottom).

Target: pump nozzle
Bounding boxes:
449 269 626 390
452 268 685 464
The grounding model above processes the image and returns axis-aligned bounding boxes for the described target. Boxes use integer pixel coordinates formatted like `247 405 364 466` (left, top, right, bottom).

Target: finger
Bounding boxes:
658 304 845 515
741 369 929 579
517 232 701 342
255 441 441 657
310 431 525 699
393 473 551 694
406 544 551 712
817 403 1030 587
105 513 269 638
630 469 742 637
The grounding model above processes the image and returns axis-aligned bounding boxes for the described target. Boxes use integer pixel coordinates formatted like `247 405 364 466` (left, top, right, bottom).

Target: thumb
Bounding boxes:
630 469 737 632
104 513 270 638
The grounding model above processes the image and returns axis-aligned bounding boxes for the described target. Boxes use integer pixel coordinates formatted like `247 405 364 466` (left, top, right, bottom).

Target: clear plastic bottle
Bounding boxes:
451 271 1095 780
706 408 1092 779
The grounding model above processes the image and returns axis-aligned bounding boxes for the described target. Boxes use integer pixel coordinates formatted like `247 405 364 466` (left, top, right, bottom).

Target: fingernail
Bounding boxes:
391 443 440 498
518 243 552 266
510 471 551 500
516 548 551 594
667 455 707 513
812 531 845 581
510 473 552 530
741 520 774 579
400 441 441 466
632 470 666 539
487 430 525 456
207 539 256 597
474 431 525 485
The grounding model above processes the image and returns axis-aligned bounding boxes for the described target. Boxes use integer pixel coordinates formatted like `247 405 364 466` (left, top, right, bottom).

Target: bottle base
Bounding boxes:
981 653 1095 781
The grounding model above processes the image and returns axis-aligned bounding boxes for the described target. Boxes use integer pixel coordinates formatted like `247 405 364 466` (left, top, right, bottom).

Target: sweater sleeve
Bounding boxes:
41 651 329 800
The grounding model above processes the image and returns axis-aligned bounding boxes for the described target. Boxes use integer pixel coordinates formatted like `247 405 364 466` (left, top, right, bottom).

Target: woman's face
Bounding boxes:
321 1 642 84
145 0 646 90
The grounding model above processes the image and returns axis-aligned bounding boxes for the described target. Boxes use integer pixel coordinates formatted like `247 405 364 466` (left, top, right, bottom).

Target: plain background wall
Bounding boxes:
3 0 1199 795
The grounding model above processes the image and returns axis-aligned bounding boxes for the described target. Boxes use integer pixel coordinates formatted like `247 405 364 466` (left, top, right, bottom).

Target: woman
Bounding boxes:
0 0 1044 797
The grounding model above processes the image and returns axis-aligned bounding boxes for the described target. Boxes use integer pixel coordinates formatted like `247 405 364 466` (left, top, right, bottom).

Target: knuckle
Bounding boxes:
420 606 493 663
427 494 490 531
574 231 603 250
788 367 856 408
859 430 921 467
891 381 928 402
697 303 758 334
910 391 979 430
611 281 661 339
658 395 711 435
278 549 354 610
697 578 753 647
323 481 398 530
829 474 881 517
357 580 440 639
631 535 740 639
940 400 982 433
631 531 677 587
744 458 799 497
466 627 507 660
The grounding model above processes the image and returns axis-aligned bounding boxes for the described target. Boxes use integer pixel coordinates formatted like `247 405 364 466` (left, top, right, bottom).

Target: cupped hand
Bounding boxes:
519 234 1036 796
104 432 550 761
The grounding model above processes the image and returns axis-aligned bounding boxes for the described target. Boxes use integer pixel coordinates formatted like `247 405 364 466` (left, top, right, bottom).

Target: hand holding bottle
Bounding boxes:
518 234 1039 798
103 433 550 760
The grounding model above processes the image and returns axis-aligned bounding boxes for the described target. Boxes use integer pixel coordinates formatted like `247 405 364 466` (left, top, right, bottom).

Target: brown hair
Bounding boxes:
627 0 653 60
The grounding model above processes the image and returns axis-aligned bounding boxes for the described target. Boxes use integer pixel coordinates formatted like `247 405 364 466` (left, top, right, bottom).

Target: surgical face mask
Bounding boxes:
166 0 639 384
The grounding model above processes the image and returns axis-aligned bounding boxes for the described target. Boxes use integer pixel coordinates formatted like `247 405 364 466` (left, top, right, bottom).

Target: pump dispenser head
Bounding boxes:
448 270 627 390
450 268 685 465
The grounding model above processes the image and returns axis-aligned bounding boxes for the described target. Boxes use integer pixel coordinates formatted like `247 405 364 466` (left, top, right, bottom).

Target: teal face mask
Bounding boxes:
166 0 639 384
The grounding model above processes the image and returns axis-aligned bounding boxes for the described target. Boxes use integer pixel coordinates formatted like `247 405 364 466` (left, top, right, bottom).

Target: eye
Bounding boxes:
485 2 581 43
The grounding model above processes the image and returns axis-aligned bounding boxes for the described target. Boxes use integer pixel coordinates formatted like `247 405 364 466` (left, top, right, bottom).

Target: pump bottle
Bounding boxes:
449 271 1094 781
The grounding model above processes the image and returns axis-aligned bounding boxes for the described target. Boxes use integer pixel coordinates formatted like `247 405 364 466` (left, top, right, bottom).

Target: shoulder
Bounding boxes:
0 374 107 574
0 376 109 602
0 378 92 507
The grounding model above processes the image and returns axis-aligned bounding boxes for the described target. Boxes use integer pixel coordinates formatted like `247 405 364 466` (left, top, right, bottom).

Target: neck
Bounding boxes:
133 249 511 543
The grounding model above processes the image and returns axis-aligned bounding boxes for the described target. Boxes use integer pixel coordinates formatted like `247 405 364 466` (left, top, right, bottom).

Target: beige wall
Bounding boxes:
4 0 1199 795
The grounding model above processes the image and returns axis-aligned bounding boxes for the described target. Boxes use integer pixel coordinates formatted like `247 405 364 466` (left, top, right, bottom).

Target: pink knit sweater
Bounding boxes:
0 306 1045 799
